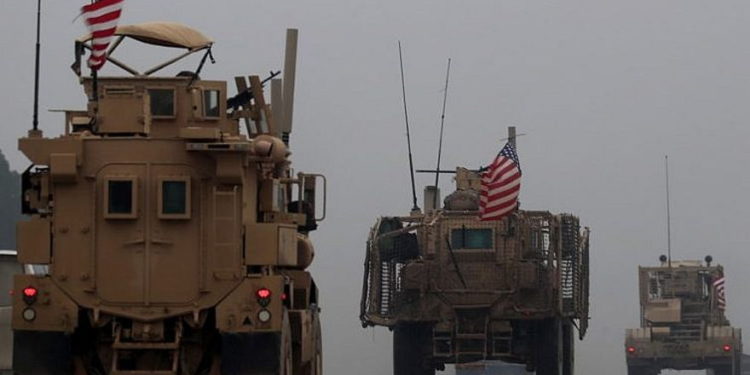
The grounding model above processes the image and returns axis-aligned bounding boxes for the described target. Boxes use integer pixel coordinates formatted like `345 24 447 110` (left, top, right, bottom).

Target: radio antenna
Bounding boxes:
433 58 451 208
398 41 419 213
665 155 672 268
32 0 41 133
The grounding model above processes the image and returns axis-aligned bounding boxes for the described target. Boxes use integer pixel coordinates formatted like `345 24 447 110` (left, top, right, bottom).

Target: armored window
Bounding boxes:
158 177 191 219
149 88 175 117
451 227 493 249
104 177 137 219
203 90 220 118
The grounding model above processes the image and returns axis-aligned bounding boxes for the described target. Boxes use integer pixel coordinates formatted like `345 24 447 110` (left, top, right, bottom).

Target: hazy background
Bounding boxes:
2 1 749 374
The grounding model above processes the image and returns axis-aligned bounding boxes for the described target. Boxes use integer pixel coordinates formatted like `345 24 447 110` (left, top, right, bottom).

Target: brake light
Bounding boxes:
627 346 637 354
281 293 288 301
23 287 38 298
256 288 271 299
22 286 38 304
723 344 732 352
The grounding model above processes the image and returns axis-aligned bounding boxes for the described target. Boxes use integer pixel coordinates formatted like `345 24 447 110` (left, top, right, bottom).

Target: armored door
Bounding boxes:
95 164 202 305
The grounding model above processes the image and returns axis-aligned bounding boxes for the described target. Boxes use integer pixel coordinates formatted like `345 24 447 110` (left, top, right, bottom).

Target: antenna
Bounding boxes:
433 58 451 208
398 41 419 213
31 0 41 134
281 28 298 145
665 155 672 268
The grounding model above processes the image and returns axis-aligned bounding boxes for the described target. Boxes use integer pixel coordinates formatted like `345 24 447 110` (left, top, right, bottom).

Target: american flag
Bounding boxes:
81 0 124 71
479 142 522 221
713 275 726 311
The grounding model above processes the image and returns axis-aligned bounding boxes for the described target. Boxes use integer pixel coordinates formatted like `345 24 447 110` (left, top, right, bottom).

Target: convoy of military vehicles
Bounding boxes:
0 6 745 375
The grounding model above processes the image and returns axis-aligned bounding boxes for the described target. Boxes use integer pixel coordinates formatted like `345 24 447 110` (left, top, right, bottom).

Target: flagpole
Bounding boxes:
32 0 41 133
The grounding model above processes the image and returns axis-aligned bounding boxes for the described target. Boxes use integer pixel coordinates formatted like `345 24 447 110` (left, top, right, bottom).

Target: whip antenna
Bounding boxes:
398 41 419 212
433 58 451 208
32 0 41 133
665 155 672 268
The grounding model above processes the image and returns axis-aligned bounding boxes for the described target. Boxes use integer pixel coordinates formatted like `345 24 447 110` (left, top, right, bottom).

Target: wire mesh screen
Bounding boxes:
360 217 419 324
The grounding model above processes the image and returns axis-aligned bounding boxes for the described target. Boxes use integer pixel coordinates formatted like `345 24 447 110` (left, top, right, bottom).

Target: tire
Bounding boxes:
562 322 574 375
310 316 322 375
393 323 434 375
535 318 562 375
220 310 293 375
297 313 322 375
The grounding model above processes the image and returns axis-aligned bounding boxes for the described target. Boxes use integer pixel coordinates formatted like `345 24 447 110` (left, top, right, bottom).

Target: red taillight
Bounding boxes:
723 344 732 352
22 286 38 305
23 287 38 298
627 346 637 354
281 293 288 301
256 288 271 299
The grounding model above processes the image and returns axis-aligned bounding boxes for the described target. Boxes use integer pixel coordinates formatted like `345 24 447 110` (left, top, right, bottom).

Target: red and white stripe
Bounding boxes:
479 148 521 221
81 0 124 70
713 276 726 310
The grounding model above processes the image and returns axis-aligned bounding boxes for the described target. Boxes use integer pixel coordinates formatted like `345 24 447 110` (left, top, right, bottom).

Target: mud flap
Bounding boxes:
13 330 72 375
220 332 281 375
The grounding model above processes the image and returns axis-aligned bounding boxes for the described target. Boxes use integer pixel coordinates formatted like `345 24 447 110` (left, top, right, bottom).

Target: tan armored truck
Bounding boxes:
11 23 325 375
360 167 590 375
1 250 22 375
625 256 742 375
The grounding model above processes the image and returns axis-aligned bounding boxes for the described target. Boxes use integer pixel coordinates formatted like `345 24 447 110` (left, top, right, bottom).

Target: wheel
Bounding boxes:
297 312 322 375
393 323 434 375
280 313 293 375
562 322 574 375
220 310 293 375
311 316 322 375
535 318 562 375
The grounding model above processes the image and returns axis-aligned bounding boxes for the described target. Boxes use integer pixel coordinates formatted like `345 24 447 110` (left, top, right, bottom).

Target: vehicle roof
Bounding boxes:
0 250 17 257
77 22 213 50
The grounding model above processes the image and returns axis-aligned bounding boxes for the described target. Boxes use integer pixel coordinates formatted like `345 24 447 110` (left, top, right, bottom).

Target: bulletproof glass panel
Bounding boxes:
149 88 175 117
162 181 187 215
108 180 133 214
451 228 493 249
203 90 220 118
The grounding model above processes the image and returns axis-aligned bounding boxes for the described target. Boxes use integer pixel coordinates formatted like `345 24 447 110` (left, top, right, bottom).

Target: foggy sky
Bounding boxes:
1 1 749 374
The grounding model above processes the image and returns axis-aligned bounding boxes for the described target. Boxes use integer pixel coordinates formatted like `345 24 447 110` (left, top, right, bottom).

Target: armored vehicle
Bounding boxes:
625 256 742 375
1 250 22 375
11 22 325 375
360 165 590 375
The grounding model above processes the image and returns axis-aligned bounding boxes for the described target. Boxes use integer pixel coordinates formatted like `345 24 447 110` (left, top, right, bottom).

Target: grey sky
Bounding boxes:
2 1 749 374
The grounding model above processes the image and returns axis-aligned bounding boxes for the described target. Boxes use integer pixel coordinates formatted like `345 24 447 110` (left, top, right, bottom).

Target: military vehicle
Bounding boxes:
360 131 590 375
625 256 742 375
1 250 22 375
11 22 325 375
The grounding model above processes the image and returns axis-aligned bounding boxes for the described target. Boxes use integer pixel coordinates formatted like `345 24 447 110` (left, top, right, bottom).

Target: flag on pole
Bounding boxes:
479 142 521 221
81 0 124 71
713 275 726 310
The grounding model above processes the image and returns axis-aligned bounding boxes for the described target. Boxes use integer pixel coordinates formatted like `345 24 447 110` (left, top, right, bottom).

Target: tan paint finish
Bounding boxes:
12 25 324 373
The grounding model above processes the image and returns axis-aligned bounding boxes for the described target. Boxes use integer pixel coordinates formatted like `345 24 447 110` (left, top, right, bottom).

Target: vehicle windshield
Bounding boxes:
0 255 23 306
